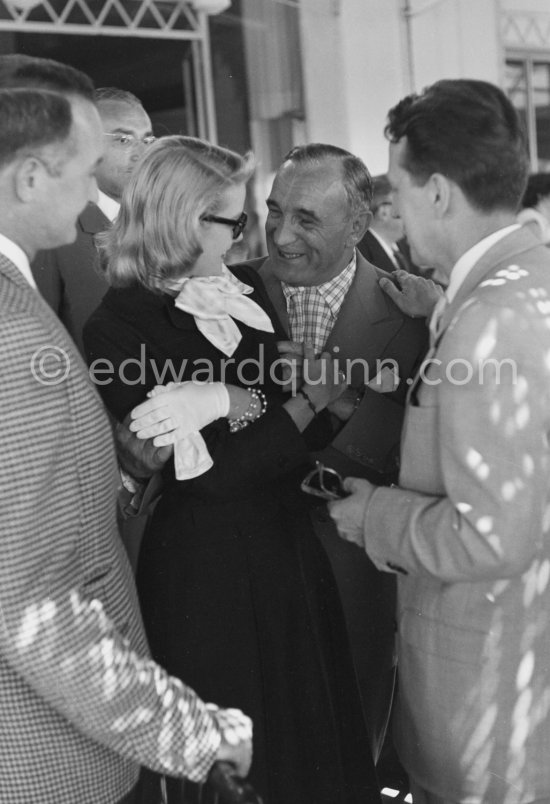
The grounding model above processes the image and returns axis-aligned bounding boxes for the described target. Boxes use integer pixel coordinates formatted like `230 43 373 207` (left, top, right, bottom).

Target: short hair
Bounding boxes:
0 54 94 100
0 88 73 172
521 172 550 210
94 87 144 108
99 135 255 290
384 79 529 212
282 143 373 214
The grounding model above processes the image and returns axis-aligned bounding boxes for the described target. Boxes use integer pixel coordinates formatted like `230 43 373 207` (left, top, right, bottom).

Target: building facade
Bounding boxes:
1 0 548 250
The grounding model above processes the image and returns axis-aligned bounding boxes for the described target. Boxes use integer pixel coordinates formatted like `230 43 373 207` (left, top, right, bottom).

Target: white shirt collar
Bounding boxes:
96 189 120 223
517 207 550 244
445 224 520 303
0 232 36 289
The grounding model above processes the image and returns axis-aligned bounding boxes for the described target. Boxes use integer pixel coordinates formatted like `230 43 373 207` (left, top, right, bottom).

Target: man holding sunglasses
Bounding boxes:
227 143 430 767
31 86 154 356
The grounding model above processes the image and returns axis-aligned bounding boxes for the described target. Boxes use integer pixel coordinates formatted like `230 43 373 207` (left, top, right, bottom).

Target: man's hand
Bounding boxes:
211 707 253 779
327 386 360 422
302 342 346 411
276 339 304 392
115 413 173 479
379 269 443 319
328 477 376 548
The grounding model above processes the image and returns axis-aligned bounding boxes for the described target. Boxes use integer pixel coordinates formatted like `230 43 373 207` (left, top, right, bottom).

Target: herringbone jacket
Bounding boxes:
0 253 221 804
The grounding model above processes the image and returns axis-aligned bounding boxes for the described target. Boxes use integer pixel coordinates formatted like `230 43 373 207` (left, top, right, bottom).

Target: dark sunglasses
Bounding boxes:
201 211 248 240
301 461 348 501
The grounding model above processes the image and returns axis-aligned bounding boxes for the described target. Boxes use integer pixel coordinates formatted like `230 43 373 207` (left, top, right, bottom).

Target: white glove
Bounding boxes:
173 430 213 480
129 381 230 447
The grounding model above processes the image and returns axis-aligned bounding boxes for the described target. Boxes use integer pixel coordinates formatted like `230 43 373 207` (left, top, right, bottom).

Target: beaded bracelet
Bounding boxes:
228 387 268 433
296 387 319 415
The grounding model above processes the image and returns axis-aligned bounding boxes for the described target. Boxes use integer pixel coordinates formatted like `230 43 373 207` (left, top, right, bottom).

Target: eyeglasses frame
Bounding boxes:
201 211 248 240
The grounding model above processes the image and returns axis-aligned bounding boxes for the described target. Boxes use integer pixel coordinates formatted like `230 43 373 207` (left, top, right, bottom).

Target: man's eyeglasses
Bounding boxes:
201 211 248 240
104 133 156 148
301 461 348 501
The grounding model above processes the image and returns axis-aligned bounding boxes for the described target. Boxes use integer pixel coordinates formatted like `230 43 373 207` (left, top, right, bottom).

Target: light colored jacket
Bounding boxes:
365 227 550 802
0 254 220 804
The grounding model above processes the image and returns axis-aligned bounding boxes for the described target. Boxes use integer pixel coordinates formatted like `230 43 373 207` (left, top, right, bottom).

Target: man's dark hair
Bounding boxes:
0 54 94 100
94 87 143 107
282 142 373 214
385 79 529 212
0 88 73 171
521 172 550 210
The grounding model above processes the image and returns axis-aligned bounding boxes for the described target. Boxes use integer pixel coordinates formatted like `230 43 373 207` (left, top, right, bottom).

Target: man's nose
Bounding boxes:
130 139 147 160
271 216 298 246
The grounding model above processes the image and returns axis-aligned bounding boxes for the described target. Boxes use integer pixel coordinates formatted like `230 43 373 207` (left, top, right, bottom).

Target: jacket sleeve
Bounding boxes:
363 298 550 582
84 307 315 500
0 312 222 781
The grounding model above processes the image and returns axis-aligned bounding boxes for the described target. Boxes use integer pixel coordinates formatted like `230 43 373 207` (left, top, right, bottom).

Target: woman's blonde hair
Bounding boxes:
98 135 255 290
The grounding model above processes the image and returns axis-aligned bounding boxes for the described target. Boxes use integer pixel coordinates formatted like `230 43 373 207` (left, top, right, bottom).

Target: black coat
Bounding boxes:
84 264 380 804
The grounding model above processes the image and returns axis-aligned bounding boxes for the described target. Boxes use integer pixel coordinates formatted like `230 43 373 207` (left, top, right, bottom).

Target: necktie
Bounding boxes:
392 245 408 272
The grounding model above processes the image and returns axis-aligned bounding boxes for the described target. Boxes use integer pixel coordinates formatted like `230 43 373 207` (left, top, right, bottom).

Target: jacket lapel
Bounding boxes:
325 253 404 382
78 202 111 235
257 258 291 335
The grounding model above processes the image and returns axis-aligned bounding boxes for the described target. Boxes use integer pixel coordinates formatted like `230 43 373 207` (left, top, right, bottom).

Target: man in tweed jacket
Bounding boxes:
0 79 251 804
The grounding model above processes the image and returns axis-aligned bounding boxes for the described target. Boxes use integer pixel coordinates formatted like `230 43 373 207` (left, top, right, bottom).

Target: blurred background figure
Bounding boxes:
357 174 411 273
517 171 550 245
32 86 154 354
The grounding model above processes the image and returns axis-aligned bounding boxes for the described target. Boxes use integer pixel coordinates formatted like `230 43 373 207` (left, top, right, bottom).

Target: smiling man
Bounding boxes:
31 87 154 354
233 143 429 764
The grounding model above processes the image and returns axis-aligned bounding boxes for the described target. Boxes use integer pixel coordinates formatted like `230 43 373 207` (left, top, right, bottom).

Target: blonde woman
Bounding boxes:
84 136 379 804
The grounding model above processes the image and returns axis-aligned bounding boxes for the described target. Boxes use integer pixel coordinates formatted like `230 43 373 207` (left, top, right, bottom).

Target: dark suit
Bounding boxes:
357 230 399 274
257 251 429 761
358 229 422 277
31 202 110 356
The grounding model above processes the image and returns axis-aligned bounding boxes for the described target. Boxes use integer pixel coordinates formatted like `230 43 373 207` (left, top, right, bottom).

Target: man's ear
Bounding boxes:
14 157 44 203
347 209 372 246
428 173 451 218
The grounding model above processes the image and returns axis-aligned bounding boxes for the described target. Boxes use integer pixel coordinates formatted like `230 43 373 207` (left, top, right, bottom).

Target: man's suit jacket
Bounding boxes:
258 250 428 480
256 251 428 761
0 255 220 803
32 202 110 356
364 227 550 800
358 230 425 278
357 229 400 275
